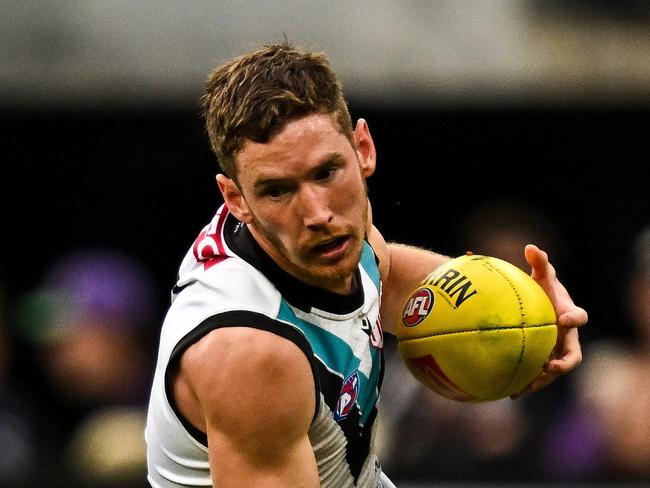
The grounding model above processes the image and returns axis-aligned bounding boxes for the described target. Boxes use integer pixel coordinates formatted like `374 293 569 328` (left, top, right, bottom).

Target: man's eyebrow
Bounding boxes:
319 152 345 166
253 153 346 190
253 175 285 191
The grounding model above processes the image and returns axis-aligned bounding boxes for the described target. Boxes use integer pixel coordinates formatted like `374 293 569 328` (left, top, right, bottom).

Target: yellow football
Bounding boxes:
396 253 557 402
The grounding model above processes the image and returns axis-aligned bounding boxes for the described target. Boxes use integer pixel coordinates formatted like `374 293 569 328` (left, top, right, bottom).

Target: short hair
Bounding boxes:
201 43 354 179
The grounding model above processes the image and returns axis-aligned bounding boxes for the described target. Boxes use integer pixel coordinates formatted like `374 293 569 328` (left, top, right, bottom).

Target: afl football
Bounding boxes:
397 254 557 401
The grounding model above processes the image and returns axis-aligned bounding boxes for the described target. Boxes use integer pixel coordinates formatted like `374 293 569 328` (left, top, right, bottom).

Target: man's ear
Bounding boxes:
216 174 253 223
353 118 376 178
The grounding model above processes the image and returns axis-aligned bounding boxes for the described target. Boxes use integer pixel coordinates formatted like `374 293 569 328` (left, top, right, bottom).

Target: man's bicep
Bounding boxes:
368 225 449 333
181 327 319 487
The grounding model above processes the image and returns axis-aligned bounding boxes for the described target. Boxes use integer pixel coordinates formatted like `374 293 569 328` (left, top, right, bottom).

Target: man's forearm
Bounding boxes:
380 243 450 333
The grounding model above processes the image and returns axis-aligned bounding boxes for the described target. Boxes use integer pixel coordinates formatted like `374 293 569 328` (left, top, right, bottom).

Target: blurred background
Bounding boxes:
1 1 649 487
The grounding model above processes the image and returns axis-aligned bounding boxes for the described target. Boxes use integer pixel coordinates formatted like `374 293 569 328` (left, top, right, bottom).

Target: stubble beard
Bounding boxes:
249 200 368 293
307 237 364 291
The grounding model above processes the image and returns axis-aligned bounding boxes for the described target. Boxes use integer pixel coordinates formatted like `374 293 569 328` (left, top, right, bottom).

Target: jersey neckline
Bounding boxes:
223 212 366 315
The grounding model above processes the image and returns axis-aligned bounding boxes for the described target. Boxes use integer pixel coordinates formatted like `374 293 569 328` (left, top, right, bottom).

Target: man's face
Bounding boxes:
219 114 376 294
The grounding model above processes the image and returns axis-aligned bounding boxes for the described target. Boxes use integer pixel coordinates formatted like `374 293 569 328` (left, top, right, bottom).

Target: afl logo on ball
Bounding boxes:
402 288 434 327
334 370 359 421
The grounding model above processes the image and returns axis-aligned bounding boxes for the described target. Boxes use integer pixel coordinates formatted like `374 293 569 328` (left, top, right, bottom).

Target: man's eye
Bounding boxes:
264 186 287 198
315 167 336 181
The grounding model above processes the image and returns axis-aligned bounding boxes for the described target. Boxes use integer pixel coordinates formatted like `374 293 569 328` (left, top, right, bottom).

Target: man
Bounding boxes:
145 44 587 487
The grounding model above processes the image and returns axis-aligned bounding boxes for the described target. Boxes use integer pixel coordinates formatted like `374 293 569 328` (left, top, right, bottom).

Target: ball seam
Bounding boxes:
481 259 529 397
398 322 555 340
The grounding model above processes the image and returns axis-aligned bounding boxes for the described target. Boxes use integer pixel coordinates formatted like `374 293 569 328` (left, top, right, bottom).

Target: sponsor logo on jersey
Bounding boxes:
361 317 384 349
192 207 229 270
402 288 434 326
334 370 360 421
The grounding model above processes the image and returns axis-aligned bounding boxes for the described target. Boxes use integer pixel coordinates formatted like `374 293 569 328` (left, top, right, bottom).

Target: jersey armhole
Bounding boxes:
165 310 322 446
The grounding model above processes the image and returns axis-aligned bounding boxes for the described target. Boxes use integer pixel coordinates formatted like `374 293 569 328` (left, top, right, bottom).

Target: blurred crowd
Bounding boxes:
1 201 648 487
1 249 156 487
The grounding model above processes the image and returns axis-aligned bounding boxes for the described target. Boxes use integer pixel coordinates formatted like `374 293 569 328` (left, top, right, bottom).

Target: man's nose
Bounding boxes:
299 184 333 229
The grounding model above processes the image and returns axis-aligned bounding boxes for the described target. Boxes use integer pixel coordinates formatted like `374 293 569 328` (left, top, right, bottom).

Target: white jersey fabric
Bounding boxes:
145 204 389 487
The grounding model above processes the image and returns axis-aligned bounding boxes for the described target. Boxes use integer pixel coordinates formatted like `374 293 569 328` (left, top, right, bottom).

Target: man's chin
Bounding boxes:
307 268 356 294
304 252 362 293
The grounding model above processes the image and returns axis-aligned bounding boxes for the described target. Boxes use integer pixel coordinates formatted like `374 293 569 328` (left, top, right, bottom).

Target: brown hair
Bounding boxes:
201 43 353 179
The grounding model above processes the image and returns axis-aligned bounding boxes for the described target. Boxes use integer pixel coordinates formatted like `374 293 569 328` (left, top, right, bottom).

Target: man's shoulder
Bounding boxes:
178 326 316 424
157 256 282 360
170 256 280 315
185 326 310 373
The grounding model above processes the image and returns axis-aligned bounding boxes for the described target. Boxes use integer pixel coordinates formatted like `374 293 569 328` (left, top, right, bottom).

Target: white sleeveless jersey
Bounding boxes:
145 205 387 487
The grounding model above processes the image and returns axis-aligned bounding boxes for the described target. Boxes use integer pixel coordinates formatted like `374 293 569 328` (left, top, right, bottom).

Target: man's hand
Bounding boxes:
512 244 588 398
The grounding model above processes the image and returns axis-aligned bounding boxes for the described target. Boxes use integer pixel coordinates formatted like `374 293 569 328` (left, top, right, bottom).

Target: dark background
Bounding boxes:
3 104 648 346
2 2 650 484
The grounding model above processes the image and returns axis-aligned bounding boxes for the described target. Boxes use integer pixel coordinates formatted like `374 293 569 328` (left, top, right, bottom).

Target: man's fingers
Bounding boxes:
546 326 583 374
545 353 582 374
558 307 589 328
511 325 582 400
509 243 587 401
524 243 544 263
525 244 562 288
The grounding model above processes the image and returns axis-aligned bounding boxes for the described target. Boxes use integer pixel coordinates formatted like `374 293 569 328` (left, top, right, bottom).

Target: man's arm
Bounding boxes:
365 202 449 333
367 225 449 334
174 326 320 487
